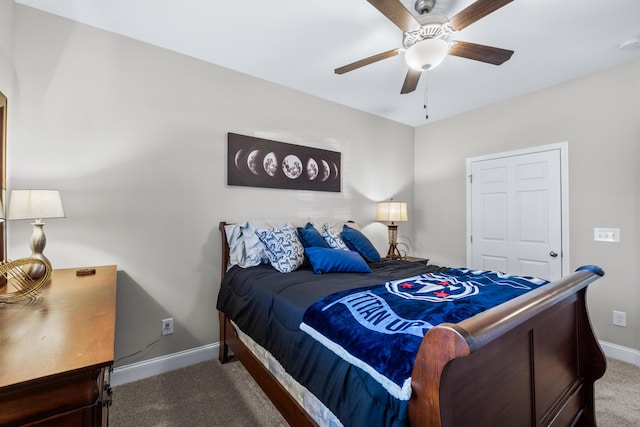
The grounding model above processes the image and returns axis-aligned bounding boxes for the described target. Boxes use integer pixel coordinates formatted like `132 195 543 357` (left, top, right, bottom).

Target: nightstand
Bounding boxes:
403 256 429 264
382 256 429 264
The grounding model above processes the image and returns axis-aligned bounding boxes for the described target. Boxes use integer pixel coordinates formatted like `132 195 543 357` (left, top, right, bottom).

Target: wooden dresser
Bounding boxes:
0 265 117 426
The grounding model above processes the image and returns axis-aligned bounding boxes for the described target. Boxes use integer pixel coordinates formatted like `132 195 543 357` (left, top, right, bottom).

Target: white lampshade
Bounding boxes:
8 190 66 222
405 38 449 71
377 201 408 223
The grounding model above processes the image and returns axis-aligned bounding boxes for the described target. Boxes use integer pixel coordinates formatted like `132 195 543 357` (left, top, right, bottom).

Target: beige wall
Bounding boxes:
9 5 415 366
414 59 640 350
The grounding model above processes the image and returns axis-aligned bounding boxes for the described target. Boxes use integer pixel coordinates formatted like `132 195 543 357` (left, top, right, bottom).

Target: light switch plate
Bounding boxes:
594 228 620 242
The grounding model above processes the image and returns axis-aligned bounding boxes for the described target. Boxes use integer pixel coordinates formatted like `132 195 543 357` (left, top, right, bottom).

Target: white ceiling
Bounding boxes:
15 0 640 127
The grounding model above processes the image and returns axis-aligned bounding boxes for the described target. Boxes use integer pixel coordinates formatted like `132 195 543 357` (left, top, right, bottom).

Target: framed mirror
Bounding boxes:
0 91 6 261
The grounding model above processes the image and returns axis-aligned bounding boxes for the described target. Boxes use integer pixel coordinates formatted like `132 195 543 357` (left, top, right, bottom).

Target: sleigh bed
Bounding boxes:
216 221 606 426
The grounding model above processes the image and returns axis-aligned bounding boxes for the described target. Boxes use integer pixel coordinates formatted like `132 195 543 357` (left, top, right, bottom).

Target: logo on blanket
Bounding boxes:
385 273 481 303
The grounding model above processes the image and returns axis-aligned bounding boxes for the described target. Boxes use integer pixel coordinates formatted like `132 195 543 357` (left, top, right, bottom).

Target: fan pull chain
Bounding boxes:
423 77 429 120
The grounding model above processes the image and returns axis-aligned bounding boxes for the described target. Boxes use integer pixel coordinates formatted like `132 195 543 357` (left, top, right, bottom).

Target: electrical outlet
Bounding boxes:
612 311 627 327
162 318 174 335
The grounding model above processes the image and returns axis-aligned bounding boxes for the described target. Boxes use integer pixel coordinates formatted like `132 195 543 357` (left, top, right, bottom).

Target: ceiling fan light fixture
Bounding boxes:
405 38 449 71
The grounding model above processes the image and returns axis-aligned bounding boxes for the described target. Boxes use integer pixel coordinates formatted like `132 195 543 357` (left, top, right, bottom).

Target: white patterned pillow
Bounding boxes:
224 223 245 268
241 222 271 267
255 223 305 273
322 224 349 250
224 221 270 268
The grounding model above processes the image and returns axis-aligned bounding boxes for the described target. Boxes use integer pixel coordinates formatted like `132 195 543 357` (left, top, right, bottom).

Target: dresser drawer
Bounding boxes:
22 406 91 427
0 367 108 426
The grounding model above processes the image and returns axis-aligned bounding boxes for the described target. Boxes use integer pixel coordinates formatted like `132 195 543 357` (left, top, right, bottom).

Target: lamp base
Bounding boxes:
386 224 402 259
26 254 50 280
25 222 52 280
386 244 403 259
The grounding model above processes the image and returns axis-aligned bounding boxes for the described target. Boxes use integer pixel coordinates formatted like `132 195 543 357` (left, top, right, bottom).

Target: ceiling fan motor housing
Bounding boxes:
415 0 436 14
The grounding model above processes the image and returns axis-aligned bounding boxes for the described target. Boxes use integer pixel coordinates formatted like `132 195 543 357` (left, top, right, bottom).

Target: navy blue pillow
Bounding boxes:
297 223 329 248
340 225 381 263
304 247 371 274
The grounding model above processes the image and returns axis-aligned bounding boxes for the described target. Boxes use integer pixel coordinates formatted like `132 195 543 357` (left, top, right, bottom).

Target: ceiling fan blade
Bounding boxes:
335 49 400 74
367 0 420 33
448 41 514 65
400 68 421 94
449 0 513 31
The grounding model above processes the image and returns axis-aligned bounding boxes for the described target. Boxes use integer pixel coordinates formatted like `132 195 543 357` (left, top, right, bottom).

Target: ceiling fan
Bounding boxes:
335 0 515 94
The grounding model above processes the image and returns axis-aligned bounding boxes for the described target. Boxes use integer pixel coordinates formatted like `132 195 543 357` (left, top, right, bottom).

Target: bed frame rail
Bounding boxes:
218 312 318 426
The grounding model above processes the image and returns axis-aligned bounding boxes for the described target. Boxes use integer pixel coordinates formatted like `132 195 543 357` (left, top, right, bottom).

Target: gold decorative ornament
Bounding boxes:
0 258 52 303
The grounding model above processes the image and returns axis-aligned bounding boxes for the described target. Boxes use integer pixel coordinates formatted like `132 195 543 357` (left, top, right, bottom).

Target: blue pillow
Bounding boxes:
296 223 329 248
304 247 371 274
340 225 381 263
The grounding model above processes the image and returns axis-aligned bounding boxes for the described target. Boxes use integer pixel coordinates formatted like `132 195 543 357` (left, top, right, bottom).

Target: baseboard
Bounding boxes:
111 340 639 387
599 340 640 367
111 342 219 387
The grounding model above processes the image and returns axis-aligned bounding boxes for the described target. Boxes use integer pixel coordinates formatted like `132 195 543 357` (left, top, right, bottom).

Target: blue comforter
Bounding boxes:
300 268 549 400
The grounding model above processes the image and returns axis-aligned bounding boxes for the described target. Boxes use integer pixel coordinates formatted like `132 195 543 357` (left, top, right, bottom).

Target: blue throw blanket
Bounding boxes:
300 268 548 400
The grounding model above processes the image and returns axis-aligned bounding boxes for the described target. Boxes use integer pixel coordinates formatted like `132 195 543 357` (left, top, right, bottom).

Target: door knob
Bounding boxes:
550 251 558 258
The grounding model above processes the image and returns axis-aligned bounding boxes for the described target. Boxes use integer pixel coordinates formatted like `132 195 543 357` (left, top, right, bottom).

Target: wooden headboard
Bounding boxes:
219 221 231 282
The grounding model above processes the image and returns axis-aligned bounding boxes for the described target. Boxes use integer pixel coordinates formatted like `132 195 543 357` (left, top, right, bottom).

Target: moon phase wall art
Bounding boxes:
227 133 341 192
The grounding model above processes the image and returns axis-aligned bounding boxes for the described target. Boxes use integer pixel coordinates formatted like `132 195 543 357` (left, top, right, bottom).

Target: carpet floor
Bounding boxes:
110 356 639 426
594 357 640 426
110 357 286 426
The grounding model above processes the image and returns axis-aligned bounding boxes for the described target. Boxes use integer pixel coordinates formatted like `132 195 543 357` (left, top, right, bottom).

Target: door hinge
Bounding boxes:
470 235 473 243
468 174 473 183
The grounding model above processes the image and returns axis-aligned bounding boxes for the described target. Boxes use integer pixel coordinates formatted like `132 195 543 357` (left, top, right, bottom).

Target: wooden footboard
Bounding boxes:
410 266 606 427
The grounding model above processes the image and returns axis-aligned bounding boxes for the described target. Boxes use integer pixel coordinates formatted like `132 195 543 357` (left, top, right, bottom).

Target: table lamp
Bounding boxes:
376 200 408 259
8 190 65 279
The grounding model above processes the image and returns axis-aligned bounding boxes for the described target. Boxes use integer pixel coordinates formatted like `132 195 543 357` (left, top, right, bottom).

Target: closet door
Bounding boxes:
467 145 565 281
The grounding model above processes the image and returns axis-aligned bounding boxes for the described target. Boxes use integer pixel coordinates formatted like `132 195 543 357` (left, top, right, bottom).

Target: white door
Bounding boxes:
466 144 567 281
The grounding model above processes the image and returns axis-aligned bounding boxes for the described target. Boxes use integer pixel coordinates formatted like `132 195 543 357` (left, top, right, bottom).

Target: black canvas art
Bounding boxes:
227 133 341 192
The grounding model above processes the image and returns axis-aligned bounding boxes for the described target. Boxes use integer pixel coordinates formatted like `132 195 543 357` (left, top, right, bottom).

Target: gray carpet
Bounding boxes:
594 358 640 426
110 357 287 427
110 357 639 426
